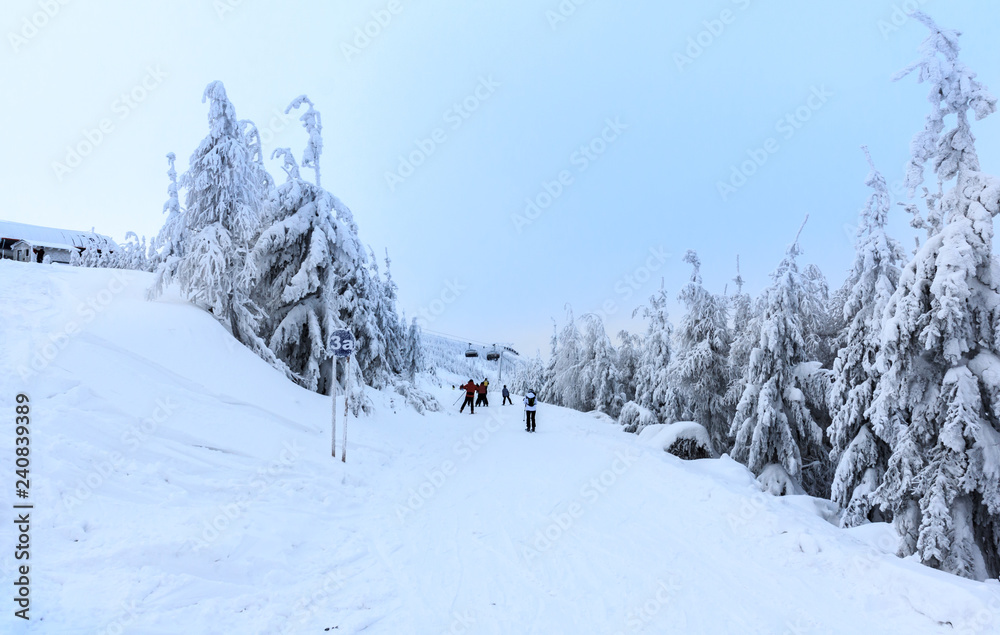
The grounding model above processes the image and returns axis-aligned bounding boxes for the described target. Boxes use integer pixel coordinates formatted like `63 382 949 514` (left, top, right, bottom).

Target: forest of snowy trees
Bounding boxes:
511 14 1000 581
68 80 431 413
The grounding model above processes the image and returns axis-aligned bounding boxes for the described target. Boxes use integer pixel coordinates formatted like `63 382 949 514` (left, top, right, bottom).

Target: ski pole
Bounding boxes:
453 393 464 406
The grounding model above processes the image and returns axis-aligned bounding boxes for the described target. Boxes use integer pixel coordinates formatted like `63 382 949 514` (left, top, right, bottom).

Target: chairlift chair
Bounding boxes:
465 344 479 358
486 345 500 362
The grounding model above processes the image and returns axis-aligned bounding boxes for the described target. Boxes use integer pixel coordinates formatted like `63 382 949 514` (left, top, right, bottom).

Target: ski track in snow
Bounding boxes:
4 261 1000 634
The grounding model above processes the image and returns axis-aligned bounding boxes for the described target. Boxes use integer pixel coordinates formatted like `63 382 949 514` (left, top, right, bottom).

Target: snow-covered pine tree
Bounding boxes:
538 321 558 401
112 232 151 271
664 251 732 453
616 330 642 405
828 147 906 527
379 250 406 377
578 313 623 416
350 249 386 389
403 317 424 381
149 152 185 271
796 262 837 496
871 14 1000 579
148 81 270 358
286 95 323 187
633 283 672 421
240 119 276 225
252 148 344 391
353 248 403 389
512 353 547 397
802 264 837 369
69 248 82 266
725 256 755 415
730 222 826 495
543 308 585 410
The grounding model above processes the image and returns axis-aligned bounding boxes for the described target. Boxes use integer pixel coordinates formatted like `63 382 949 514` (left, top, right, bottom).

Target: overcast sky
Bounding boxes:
4 0 1000 358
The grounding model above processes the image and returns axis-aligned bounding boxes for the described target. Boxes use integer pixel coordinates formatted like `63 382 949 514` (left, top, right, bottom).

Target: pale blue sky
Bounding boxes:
4 1 999 357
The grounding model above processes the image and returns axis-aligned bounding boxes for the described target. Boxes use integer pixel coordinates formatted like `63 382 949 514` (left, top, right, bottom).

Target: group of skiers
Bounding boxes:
457 379 539 432
458 379 489 412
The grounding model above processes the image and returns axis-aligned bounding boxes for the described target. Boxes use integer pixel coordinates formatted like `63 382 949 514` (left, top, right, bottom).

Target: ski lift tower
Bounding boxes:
495 344 519 383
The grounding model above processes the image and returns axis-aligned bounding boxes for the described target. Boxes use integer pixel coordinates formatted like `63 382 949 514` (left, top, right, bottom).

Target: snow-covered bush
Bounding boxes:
619 401 658 434
757 464 806 497
641 422 715 460
392 381 441 415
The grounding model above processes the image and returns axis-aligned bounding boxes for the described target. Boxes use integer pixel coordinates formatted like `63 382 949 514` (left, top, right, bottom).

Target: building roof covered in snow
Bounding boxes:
0 219 118 251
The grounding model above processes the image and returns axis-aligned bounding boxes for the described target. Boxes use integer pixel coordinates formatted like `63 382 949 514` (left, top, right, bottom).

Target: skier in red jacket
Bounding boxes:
459 380 477 414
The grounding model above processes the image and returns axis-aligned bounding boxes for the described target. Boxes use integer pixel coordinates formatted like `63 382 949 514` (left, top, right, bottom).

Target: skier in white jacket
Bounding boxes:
524 390 537 432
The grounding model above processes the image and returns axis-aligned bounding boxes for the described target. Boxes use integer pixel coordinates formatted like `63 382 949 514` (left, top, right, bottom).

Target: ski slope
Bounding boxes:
3 260 1000 634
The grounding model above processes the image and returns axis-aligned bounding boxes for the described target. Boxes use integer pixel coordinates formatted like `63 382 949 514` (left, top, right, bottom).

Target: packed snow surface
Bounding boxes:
3 261 1000 634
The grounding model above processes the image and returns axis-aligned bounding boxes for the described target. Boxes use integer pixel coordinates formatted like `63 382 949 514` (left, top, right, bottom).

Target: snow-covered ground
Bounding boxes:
3 260 1000 634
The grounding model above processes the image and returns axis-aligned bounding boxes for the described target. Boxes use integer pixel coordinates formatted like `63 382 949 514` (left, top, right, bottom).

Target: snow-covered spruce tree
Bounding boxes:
730 224 826 496
354 249 405 390
870 14 1000 579
114 232 151 272
349 249 385 389
578 313 623 416
828 148 906 527
801 264 837 369
240 119 276 224
378 250 406 377
286 95 323 188
69 248 82 266
725 256 755 415
616 330 642 405
252 147 346 391
538 321 558 400
543 308 585 410
632 283 672 421
512 353 547 396
664 251 732 453
403 317 424 381
149 152 185 270
795 262 837 495
148 81 273 360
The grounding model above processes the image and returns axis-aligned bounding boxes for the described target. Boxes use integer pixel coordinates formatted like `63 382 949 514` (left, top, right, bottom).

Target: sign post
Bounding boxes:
330 329 355 463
